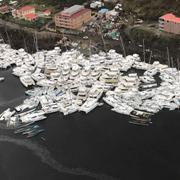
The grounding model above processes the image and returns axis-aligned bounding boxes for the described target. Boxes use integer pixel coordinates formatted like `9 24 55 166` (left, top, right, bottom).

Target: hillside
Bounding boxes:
21 0 88 6
123 0 180 20
17 0 180 21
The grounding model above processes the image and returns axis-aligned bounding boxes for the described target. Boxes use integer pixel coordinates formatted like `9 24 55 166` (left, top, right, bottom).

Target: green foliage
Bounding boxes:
24 0 87 6
130 26 180 49
6 16 48 29
124 0 180 20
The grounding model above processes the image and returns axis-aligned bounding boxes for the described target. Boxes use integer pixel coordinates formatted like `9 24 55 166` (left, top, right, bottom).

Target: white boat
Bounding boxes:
79 98 100 113
0 77 5 82
20 75 35 87
42 103 60 114
0 108 15 121
20 110 46 123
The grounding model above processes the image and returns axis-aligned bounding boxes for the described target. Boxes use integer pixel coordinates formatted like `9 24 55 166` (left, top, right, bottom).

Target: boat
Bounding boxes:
26 129 44 138
14 125 39 134
22 125 41 135
79 98 100 114
0 108 15 121
129 120 149 126
139 83 158 90
0 77 5 82
15 121 34 129
130 110 152 119
20 75 35 87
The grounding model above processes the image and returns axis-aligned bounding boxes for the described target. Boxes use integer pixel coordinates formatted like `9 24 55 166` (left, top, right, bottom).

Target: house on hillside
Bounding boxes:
159 13 180 35
24 13 37 21
12 5 37 21
43 9 51 16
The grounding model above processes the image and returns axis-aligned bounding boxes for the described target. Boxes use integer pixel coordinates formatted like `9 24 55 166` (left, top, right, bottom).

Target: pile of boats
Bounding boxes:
0 42 179 129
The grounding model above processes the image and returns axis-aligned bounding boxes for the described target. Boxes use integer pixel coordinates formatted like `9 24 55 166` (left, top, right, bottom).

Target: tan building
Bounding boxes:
55 5 91 29
12 5 36 20
159 13 180 35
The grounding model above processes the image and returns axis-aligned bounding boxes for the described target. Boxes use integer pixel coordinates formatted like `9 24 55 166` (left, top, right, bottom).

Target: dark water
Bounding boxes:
0 69 180 180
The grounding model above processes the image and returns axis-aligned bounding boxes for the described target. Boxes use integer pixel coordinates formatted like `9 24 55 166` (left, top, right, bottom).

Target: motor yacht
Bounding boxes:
0 77 4 82
20 75 35 87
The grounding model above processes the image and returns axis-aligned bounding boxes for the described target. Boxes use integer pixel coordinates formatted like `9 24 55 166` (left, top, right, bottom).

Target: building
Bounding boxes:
55 5 91 29
12 5 36 21
159 13 180 34
24 13 37 21
98 8 109 15
43 9 51 16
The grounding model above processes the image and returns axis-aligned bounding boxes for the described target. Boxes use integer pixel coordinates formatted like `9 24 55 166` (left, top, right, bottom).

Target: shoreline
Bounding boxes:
0 18 179 66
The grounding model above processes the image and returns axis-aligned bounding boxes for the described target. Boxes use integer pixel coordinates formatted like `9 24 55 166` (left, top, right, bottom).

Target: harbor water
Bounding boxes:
0 67 180 180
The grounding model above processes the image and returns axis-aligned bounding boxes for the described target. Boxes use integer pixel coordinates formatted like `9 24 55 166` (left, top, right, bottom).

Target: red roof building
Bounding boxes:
18 5 34 12
24 13 37 21
12 5 36 21
43 9 51 16
159 13 180 34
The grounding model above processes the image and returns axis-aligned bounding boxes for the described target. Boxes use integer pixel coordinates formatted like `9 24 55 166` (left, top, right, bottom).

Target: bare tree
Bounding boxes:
148 51 152 64
119 33 126 57
143 39 145 62
166 47 170 67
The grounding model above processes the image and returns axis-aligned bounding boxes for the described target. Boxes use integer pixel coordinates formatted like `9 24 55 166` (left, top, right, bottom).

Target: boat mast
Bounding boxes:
98 21 107 54
166 47 170 67
22 34 28 52
171 57 174 68
5 25 11 47
0 33 5 44
119 34 126 57
89 39 92 57
177 58 180 71
143 39 145 62
148 51 152 64
177 58 180 83
33 32 39 52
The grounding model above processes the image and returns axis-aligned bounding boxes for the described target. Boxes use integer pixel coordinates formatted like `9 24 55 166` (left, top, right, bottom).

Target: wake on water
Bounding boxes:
0 135 119 180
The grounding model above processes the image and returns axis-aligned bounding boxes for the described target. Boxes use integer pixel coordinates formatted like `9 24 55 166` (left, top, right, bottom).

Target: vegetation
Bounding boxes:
20 0 88 6
128 25 180 53
3 14 49 29
16 0 179 21
14 18 48 29
123 0 180 21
